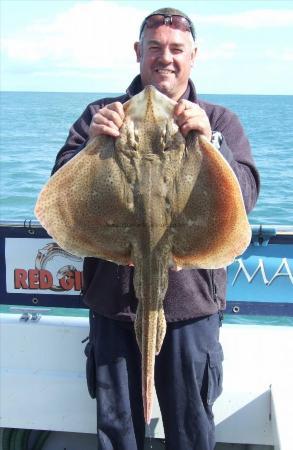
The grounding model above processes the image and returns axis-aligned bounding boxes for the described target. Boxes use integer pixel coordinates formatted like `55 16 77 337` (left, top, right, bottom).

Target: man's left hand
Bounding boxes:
174 100 212 141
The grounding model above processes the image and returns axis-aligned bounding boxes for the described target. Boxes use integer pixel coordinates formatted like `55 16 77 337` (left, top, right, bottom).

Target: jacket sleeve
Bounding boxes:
51 103 100 175
214 110 260 214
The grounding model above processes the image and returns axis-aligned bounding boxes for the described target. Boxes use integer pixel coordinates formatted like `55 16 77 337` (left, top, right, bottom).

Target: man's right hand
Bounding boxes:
89 102 125 139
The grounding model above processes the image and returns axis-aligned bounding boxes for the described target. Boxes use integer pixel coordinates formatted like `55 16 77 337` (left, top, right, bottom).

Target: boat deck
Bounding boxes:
1 313 292 449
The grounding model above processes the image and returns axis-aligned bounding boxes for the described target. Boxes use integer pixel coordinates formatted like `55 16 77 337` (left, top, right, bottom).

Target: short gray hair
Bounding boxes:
139 7 196 41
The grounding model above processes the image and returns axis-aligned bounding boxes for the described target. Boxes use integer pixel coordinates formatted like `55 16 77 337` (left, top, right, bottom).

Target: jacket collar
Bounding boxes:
126 75 198 103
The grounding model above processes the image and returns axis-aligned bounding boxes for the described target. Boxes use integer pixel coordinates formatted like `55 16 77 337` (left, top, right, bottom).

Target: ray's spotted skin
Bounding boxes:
35 86 251 424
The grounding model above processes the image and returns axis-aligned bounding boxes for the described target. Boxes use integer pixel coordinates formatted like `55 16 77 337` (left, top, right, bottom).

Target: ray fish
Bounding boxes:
35 86 251 424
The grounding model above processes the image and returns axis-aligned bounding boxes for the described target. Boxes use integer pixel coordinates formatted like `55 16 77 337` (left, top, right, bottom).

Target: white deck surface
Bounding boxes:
1 312 292 449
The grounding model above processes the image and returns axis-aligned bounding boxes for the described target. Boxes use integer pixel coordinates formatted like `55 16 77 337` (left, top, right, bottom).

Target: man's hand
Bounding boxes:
89 102 125 139
174 99 212 141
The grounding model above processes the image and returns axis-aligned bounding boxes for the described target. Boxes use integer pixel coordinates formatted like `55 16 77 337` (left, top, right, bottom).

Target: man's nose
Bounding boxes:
158 48 173 63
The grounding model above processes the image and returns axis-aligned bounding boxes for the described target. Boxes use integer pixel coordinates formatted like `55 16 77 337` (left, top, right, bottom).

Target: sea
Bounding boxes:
0 91 292 224
0 91 292 325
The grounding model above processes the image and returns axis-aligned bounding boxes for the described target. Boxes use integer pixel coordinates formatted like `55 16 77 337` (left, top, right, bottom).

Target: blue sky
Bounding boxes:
1 0 293 94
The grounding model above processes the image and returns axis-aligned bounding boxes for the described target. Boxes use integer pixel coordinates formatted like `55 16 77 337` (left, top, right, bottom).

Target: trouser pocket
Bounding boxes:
207 345 224 405
84 341 96 399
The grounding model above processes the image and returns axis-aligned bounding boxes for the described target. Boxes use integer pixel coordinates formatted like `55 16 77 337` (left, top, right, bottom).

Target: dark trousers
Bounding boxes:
85 311 223 450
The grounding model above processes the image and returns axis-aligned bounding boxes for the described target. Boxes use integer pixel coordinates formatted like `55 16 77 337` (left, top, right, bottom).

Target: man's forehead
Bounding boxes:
142 26 192 46
146 38 185 47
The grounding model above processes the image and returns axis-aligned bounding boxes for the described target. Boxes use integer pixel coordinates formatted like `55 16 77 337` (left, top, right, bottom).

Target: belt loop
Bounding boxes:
218 310 224 326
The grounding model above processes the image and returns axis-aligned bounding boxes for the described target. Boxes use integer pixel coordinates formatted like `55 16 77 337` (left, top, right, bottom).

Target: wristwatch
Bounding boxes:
211 131 223 150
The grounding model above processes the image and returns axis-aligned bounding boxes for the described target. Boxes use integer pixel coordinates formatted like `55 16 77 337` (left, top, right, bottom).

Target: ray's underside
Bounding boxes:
35 86 251 424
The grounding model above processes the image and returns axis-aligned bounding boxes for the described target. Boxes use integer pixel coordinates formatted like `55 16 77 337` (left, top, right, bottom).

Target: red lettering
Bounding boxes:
74 271 83 291
14 269 28 289
39 270 53 289
28 269 39 289
59 272 74 291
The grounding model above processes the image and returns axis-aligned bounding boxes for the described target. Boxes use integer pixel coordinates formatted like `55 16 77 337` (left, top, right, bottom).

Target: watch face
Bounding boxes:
211 131 223 149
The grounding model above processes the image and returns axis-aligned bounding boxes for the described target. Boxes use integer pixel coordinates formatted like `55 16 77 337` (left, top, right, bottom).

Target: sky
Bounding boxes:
1 0 293 94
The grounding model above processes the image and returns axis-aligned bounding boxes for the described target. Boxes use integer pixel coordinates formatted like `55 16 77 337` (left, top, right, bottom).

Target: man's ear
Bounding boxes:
191 47 197 67
134 41 141 62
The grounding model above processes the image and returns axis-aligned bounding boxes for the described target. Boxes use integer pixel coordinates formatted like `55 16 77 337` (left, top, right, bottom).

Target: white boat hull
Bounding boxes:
1 312 292 449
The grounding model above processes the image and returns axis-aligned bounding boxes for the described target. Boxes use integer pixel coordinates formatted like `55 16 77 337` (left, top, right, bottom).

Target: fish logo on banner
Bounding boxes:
5 238 83 295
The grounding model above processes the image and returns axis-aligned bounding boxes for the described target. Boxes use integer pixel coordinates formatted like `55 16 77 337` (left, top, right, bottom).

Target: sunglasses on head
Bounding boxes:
140 14 195 40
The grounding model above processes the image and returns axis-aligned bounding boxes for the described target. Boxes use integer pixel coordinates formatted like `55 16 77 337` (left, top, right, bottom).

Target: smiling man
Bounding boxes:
135 16 196 100
52 7 260 450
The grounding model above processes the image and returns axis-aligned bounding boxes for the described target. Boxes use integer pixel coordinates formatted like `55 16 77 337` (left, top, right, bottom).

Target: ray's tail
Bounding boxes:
135 305 166 424
133 253 169 424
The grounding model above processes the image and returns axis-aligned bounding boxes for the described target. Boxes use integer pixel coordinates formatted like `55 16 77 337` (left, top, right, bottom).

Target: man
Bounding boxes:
52 8 259 450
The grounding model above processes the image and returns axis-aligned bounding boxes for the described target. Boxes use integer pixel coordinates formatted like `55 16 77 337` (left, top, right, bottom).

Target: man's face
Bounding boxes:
134 25 196 101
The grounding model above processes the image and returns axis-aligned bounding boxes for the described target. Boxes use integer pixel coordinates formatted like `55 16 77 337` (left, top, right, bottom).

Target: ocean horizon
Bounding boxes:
0 91 292 225
2 89 293 95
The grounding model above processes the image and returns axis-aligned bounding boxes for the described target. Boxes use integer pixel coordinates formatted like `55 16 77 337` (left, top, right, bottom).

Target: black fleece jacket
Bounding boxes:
52 75 260 322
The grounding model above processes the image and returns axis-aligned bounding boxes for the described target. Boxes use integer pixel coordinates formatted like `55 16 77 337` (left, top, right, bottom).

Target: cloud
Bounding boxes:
1 0 146 69
265 48 293 62
197 42 237 61
1 0 292 89
194 9 293 29
3 1 292 72
282 50 293 62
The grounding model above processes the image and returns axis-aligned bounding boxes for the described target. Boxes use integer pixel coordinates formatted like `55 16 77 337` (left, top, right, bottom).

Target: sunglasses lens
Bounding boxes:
146 15 166 28
171 16 190 32
145 14 191 34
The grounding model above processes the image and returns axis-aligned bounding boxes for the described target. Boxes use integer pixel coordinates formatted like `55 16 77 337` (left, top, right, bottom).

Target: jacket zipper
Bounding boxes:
210 270 218 303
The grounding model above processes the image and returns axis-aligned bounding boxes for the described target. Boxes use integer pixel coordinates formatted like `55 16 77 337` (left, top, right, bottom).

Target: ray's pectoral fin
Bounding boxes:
34 135 115 252
35 135 135 262
172 135 251 269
